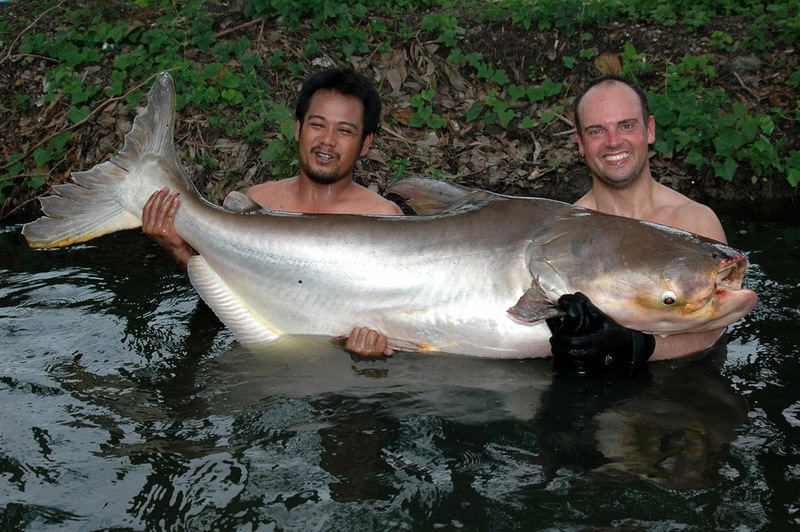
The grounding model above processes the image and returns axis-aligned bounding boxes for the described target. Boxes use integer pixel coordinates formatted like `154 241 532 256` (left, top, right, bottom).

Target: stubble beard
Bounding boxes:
303 163 343 185
592 157 648 191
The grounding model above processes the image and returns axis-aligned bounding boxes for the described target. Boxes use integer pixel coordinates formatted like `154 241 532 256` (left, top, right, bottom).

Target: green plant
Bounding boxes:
786 151 800 187
422 13 464 48
483 92 514 127
710 30 734 51
409 90 447 129
448 49 509 85
651 86 786 184
387 158 411 183
619 43 652 84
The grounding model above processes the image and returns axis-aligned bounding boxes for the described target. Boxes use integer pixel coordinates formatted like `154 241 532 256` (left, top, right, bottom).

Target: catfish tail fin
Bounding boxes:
23 72 186 248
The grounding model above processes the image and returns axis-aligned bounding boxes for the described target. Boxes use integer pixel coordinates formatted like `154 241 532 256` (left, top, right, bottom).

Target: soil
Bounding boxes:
1 2 798 222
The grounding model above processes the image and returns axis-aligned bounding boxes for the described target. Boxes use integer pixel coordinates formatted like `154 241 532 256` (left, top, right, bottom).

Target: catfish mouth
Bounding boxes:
715 255 747 292
682 253 757 333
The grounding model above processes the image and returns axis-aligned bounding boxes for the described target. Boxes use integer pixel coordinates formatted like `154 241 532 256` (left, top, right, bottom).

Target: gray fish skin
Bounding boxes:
22 73 758 358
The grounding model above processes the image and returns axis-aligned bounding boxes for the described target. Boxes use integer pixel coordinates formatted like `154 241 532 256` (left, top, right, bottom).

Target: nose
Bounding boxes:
320 126 336 146
605 128 620 147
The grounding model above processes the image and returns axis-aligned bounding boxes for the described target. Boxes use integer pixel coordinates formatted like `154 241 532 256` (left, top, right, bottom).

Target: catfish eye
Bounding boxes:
661 290 677 305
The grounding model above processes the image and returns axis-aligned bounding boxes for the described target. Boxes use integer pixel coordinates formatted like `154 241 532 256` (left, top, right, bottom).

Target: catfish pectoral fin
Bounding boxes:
508 287 564 323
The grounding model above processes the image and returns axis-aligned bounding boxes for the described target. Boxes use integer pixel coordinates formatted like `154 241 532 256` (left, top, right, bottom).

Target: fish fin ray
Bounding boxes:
23 72 193 248
222 191 263 213
188 255 282 346
508 281 564 323
387 177 500 215
22 161 142 248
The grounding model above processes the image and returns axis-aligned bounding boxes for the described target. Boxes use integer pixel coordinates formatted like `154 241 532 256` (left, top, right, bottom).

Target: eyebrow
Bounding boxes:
584 117 639 131
307 114 361 132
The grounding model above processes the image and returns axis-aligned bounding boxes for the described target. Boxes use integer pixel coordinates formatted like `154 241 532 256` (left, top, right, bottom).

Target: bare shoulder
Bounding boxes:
573 191 595 209
246 178 293 197
245 178 296 210
656 186 726 243
349 184 404 216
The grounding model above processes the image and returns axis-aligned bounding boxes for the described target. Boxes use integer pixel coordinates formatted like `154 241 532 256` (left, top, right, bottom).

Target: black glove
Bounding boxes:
546 292 655 375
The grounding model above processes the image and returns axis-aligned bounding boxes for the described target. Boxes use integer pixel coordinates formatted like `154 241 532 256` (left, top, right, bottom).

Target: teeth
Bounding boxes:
604 152 629 162
317 152 333 160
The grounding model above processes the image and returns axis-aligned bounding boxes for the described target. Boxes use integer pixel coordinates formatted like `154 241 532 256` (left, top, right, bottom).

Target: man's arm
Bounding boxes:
650 329 724 361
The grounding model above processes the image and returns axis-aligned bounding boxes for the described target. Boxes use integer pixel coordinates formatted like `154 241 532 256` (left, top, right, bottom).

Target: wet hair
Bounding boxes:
573 75 651 135
295 67 382 139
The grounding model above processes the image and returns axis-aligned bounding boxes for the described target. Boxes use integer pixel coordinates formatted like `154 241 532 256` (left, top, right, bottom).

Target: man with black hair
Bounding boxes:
143 67 401 358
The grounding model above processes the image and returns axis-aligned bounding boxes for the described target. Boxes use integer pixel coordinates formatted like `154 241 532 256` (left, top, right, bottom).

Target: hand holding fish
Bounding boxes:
345 327 394 359
142 187 195 272
547 292 655 375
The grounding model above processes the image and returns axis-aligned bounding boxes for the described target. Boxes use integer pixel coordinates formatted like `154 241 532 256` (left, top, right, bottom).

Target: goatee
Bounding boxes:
303 164 343 185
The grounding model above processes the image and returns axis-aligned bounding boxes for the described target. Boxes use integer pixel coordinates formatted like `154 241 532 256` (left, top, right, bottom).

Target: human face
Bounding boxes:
296 90 373 185
575 81 656 190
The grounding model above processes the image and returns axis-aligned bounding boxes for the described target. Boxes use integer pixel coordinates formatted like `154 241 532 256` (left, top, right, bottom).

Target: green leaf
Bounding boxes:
684 150 708 168
427 115 447 129
507 84 526 101
27 175 46 189
786 150 800 187
465 101 484 122
260 139 285 163
712 157 738 181
497 108 515 127
279 118 296 140
67 105 91 124
221 89 244 104
521 116 536 129
218 72 240 89
51 132 72 151
33 147 52 167
490 69 510 85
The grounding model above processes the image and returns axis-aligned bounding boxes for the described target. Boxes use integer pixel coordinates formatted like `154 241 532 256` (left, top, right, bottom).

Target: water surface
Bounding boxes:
1 206 798 530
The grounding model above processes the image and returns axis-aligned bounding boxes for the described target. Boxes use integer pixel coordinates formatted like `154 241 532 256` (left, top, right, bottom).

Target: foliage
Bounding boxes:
650 54 787 183
0 0 798 210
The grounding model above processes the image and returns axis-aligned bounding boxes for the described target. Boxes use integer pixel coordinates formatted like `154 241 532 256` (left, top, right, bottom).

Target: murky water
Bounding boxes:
1 205 798 531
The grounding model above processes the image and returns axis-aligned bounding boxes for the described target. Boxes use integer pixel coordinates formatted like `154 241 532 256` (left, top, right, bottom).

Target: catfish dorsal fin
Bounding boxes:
387 177 500 215
222 191 264 213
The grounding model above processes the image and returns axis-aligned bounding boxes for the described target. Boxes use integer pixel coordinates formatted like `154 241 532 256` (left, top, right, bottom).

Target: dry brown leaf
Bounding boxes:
386 68 405 93
594 52 622 74
391 108 414 126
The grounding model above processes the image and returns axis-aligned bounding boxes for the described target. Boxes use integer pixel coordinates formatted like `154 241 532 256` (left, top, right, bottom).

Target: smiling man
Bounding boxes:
573 76 725 242
143 67 401 358
547 75 731 374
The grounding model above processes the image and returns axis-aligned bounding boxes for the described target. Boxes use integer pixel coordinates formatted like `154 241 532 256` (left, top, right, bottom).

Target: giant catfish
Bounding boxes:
22 72 757 358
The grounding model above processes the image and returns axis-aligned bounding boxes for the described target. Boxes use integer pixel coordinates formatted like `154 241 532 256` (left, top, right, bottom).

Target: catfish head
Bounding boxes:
512 213 758 336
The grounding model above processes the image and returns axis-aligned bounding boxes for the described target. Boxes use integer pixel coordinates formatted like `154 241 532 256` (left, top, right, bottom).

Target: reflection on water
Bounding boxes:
1 207 799 530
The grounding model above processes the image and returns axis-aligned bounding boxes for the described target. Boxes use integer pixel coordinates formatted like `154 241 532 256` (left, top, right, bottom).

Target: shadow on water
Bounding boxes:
1 208 798 530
